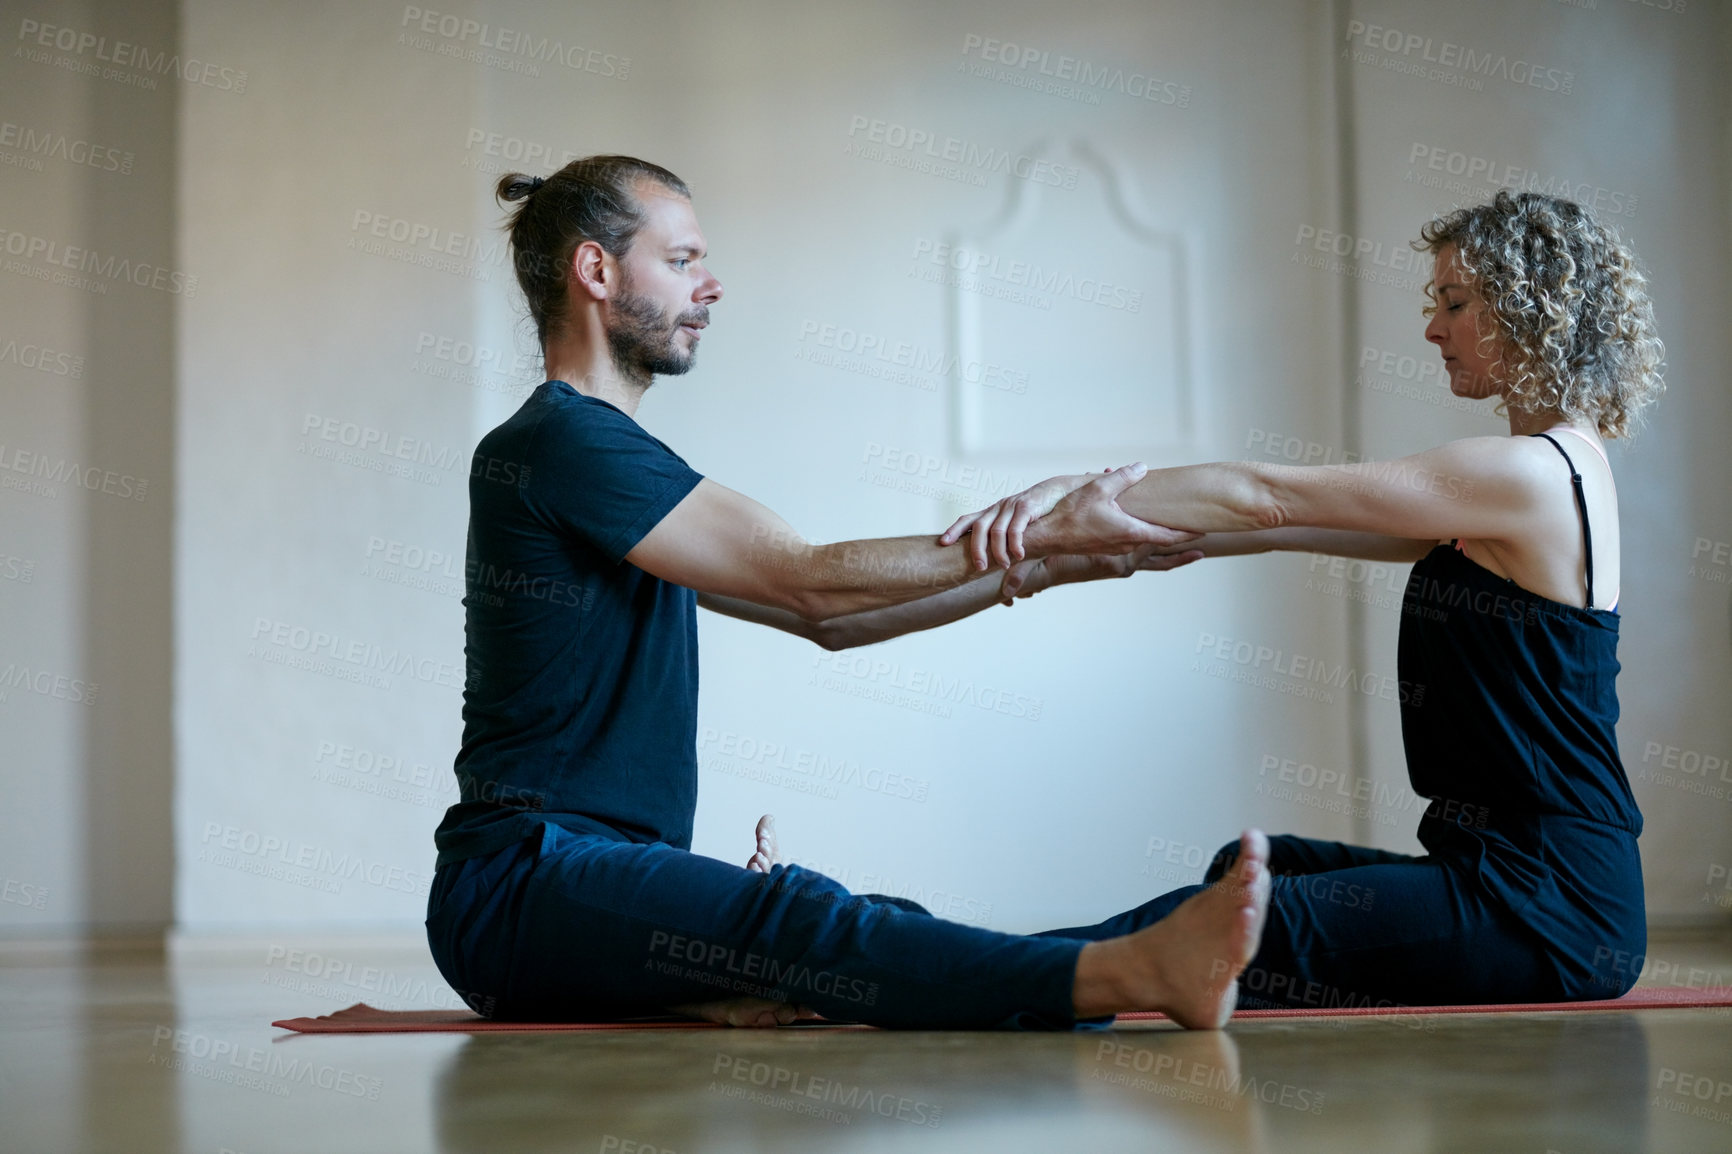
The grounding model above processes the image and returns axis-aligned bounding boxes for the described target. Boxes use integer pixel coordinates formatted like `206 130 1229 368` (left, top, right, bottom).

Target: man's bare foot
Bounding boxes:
745 814 779 873
1074 829 1272 1028
668 995 819 1028
676 819 816 1026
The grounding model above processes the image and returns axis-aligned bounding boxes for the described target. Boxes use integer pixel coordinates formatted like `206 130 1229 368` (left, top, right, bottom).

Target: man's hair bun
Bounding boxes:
498 173 547 202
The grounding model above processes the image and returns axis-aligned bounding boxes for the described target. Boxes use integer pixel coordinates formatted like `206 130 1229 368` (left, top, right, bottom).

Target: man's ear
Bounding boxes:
571 240 612 302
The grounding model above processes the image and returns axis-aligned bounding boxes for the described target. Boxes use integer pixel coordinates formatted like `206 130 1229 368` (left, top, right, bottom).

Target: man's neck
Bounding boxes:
543 333 648 418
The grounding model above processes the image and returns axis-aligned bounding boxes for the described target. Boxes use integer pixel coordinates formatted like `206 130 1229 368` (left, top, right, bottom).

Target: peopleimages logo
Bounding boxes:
0 227 197 295
798 322 1030 395
648 930 881 1005
0 336 84 377
398 6 630 78
15 18 249 92
846 115 1079 189
1192 631 1424 707
908 238 1143 313
149 1026 381 1099
0 441 148 501
248 616 464 691
1404 143 1638 218
699 728 930 802
198 822 430 896
0 120 134 173
1343 20 1573 94
959 34 1192 107
809 650 1045 722
710 1053 944 1128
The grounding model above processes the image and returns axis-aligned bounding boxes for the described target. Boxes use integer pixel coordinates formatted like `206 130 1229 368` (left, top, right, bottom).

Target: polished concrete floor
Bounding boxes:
4 932 1732 1154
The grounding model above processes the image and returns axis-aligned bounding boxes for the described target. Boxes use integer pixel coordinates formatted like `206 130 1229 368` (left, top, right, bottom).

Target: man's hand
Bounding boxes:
999 543 1205 600
940 473 1090 570
941 464 1196 570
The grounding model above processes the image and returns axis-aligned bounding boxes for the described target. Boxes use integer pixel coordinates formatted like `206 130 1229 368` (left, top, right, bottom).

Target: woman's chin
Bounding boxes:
1447 375 1494 401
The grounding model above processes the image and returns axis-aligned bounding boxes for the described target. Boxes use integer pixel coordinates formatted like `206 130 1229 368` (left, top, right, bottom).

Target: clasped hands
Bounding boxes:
936 463 1201 602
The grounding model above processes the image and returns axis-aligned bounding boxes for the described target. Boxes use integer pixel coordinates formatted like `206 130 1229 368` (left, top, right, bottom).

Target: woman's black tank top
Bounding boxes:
1396 433 1644 994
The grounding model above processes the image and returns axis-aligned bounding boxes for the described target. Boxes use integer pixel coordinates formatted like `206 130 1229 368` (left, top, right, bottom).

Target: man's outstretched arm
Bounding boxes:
697 546 1203 650
626 466 1188 622
695 575 1010 651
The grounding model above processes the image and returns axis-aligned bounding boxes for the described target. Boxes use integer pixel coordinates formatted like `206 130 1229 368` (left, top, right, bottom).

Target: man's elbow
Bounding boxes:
733 561 825 622
809 621 851 651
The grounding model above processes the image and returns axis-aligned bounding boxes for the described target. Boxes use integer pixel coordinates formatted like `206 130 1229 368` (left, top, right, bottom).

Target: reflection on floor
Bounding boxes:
2 930 1730 1153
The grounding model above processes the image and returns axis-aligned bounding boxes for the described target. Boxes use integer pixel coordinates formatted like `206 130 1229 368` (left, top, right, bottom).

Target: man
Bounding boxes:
425 154 1269 1031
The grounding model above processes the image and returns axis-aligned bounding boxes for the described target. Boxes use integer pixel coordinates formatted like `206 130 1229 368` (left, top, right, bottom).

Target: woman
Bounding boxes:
947 190 1665 1006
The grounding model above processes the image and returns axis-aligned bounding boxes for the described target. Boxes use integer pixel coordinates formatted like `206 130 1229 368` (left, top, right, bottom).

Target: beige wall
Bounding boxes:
0 0 1726 942
0 0 178 936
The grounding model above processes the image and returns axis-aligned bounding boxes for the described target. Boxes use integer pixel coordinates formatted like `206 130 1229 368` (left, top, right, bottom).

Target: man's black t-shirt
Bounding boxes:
434 381 704 867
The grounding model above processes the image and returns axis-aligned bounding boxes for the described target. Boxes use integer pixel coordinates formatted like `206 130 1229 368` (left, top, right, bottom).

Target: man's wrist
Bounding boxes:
1020 518 1061 559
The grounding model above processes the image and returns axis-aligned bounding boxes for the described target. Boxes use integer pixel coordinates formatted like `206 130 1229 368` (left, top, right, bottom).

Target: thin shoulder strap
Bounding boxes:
1531 432 1594 610
1549 424 1611 469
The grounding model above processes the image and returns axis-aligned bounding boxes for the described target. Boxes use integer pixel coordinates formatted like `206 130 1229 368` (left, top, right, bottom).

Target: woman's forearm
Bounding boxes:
1113 462 1280 534
1185 527 1434 561
1115 465 1440 564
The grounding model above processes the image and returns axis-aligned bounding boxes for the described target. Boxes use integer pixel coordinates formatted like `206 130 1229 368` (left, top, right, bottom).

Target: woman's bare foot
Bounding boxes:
745 814 779 873
1074 829 1272 1028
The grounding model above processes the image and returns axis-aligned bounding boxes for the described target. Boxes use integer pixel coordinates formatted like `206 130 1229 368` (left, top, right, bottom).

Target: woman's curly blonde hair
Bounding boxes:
1415 189 1664 438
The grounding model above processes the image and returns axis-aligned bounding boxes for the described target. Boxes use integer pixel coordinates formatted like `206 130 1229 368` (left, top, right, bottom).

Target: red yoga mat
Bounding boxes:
272 986 1732 1034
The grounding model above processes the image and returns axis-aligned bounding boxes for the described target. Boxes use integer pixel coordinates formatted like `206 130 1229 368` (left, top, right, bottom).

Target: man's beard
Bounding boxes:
605 282 707 388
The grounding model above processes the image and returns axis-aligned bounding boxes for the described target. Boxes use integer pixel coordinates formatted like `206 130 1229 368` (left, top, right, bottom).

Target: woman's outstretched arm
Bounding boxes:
943 436 1553 571
1150 527 1435 563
